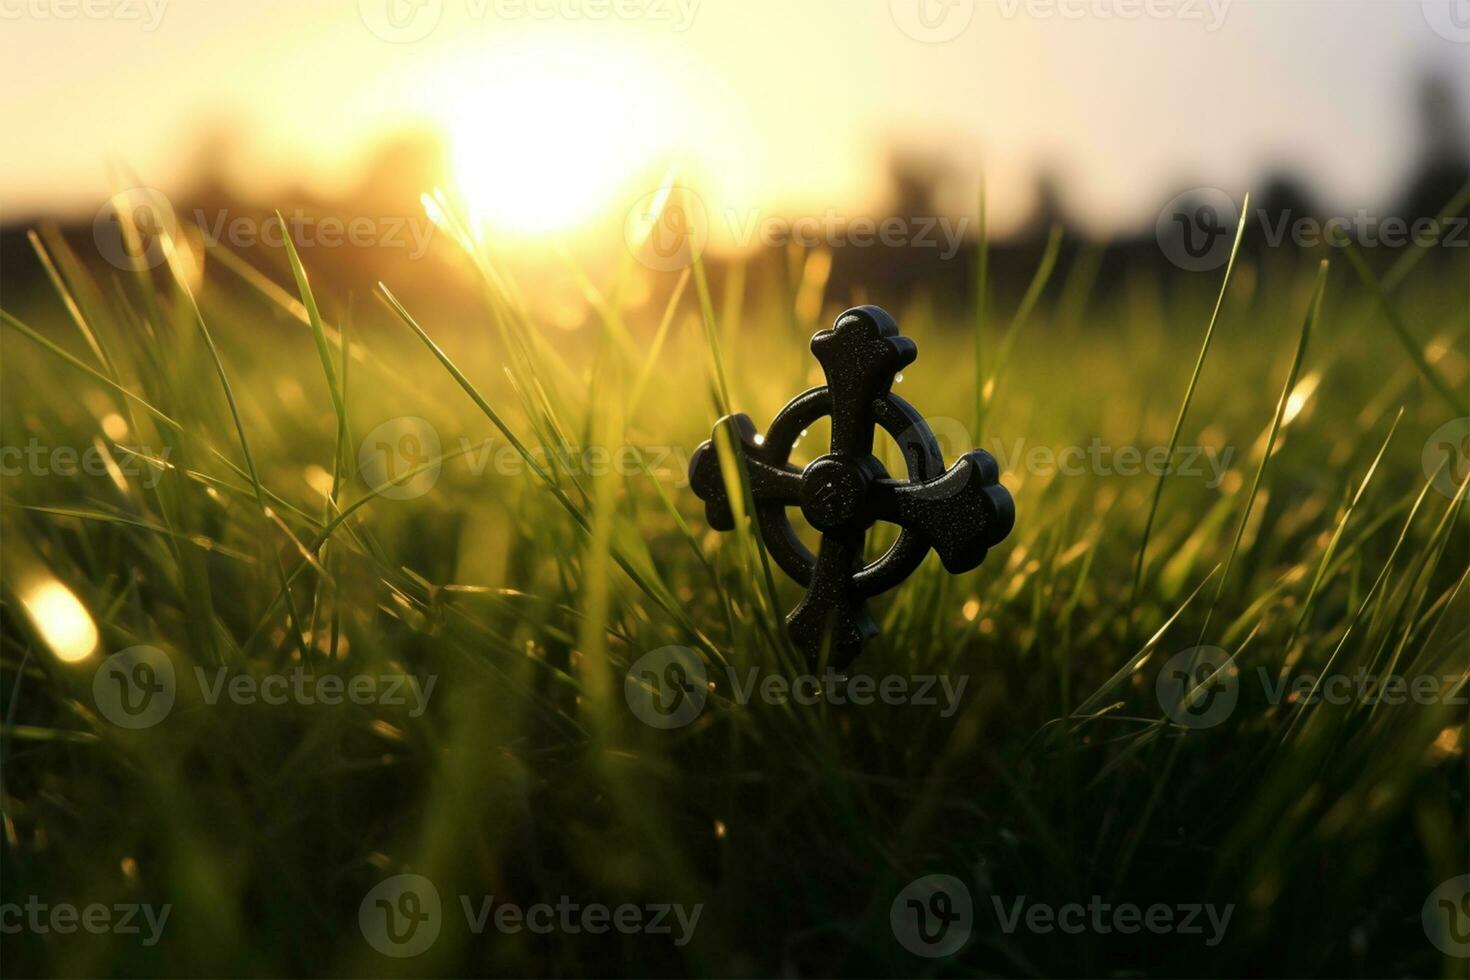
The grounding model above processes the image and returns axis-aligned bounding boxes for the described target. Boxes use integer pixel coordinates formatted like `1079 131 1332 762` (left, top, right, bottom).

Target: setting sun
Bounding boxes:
436 44 677 236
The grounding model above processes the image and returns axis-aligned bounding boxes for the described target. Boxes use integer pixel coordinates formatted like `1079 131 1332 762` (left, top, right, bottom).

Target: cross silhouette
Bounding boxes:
688 306 1014 668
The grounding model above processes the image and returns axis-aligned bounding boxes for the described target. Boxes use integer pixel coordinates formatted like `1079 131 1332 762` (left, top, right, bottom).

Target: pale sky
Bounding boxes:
2 0 1466 237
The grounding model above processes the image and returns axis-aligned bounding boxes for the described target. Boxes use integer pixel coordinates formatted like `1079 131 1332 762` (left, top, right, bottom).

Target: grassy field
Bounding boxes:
1 189 1467 978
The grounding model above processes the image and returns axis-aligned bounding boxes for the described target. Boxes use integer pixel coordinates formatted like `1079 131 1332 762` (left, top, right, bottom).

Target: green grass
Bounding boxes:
1 190 1467 978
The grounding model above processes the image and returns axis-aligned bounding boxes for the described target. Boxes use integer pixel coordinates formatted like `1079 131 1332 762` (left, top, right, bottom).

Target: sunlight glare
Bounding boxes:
1282 372 1321 427
442 62 658 236
22 579 99 663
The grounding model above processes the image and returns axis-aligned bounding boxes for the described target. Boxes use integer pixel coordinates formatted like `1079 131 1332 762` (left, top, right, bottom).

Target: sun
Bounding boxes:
437 46 672 237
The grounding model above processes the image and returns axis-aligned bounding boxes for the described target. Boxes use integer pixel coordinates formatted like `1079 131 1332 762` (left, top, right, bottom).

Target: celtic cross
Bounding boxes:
688 306 1014 668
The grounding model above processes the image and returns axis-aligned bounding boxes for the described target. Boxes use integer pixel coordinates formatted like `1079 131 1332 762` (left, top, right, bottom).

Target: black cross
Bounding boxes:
688 306 1014 669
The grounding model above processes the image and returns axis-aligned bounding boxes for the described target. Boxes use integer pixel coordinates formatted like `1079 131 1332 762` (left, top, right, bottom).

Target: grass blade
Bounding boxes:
1129 192 1251 617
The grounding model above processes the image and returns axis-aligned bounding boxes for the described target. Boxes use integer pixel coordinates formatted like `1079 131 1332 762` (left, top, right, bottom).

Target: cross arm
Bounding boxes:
869 449 1014 573
688 414 803 531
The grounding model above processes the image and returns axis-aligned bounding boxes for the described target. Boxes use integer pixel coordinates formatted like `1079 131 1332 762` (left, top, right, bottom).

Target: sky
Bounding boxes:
1 0 1467 239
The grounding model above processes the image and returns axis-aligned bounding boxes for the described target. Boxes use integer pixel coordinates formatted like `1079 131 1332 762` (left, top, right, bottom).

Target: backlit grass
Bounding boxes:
1 188 1466 977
